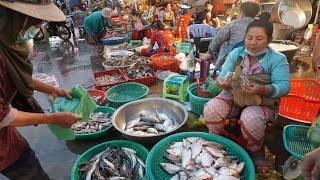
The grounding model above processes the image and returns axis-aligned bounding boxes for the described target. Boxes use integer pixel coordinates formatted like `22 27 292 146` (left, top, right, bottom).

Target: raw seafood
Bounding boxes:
78 147 145 180
122 64 154 79
95 74 122 86
104 55 152 68
161 137 245 179
72 112 112 134
124 111 179 136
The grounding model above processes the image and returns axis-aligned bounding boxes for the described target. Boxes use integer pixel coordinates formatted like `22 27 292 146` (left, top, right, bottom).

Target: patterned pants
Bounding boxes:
204 91 274 152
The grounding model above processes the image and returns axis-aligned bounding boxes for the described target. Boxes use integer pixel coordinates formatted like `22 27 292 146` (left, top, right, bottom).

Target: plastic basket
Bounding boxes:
150 53 180 72
74 106 116 140
106 82 149 108
127 72 157 86
93 69 128 91
100 36 127 45
146 132 255 180
283 125 312 160
279 79 320 123
71 140 149 180
187 83 211 115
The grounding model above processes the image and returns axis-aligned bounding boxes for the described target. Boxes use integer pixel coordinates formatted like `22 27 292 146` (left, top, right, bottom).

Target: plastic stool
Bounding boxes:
163 75 189 102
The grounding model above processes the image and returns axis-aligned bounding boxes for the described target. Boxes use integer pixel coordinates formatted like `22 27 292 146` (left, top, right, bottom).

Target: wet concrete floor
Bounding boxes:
1 35 317 180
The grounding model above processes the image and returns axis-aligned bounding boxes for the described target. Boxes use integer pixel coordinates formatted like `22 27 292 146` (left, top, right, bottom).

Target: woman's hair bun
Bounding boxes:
258 11 271 22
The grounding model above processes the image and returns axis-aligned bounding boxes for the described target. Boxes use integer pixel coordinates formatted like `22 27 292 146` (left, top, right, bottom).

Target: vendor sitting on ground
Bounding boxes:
199 2 260 69
83 7 112 44
149 20 175 53
130 8 150 40
159 3 175 29
203 18 290 170
194 1 221 28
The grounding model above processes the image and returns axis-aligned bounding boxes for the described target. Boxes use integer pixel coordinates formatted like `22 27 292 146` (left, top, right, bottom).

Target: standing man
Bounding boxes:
194 1 221 28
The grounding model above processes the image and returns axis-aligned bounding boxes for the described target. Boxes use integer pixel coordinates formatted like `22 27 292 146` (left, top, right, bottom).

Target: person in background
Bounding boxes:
130 8 150 40
301 147 320 180
160 3 175 29
83 7 112 45
200 1 260 69
0 1 80 179
143 0 156 23
149 20 175 53
203 18 290 171
76 0 86 11
112 0 122 16
194 1 221 28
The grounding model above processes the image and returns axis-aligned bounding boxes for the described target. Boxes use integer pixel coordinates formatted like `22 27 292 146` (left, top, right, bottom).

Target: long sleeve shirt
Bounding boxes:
83 11 110 36
219 47 291 98
208 17 254 68
0 55 25 171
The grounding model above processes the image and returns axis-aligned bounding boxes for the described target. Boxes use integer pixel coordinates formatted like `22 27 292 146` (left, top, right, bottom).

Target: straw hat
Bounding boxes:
100 7 111 18
0 0 66 22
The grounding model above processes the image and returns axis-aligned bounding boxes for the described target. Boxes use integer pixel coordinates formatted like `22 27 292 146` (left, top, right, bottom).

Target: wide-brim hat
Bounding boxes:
0 0 66 22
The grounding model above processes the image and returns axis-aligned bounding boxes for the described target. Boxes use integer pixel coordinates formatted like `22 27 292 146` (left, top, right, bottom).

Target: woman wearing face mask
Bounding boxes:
0 1 80 179
203 17 290 170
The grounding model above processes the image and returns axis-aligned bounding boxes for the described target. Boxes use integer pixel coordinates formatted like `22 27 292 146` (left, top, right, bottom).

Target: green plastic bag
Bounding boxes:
48 85 97 140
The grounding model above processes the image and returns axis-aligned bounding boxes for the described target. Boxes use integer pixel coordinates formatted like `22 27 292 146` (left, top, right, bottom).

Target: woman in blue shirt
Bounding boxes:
204 17 290 170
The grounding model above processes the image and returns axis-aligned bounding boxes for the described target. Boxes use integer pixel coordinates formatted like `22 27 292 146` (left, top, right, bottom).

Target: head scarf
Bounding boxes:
0 7 41 97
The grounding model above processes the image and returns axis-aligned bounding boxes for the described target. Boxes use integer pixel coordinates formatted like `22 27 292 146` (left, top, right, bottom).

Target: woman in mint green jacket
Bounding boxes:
204 17 290 170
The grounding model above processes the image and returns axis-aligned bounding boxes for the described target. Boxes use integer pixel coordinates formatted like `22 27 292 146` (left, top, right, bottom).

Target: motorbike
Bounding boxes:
34 21 72 41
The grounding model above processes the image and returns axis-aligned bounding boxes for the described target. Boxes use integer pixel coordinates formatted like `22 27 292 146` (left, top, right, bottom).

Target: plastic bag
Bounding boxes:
48 85 97 140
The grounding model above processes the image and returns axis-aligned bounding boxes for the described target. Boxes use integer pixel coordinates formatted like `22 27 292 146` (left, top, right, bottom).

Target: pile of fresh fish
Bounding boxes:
110 43 135 51
72 112 112 134
95 74 122 86
78 147 145 180
124 111 179 136
160 137 245 180
104 31 126 38
157 55 176 61
104 55 152 67
122 64 154 79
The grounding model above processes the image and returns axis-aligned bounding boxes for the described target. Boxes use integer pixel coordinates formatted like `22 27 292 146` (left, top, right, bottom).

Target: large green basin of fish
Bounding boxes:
146 132 255 180
71 140 149 180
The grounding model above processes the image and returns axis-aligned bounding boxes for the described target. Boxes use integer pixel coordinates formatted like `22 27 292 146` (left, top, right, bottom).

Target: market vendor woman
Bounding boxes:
203 18 290 169
83 7 112 44
0 1 80 179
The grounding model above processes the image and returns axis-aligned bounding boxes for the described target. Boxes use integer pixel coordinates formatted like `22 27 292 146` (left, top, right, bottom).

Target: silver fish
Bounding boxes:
181 148 192 168
156 111 169 122
160 163 181 174
201 150 214 167
147 128 159 134
191 141 202 159
214 156 233 168
189 169 212 180
214 175 240 180
85 158 99 180
205 146 225 158
126 117 141 129
165 154 180 164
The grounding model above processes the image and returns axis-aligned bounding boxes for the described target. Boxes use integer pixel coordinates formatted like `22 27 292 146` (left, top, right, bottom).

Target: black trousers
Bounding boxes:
1 143 51 180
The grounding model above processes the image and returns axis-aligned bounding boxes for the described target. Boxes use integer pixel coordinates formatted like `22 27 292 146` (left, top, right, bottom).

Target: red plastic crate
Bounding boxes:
150 52 181 73
127 72 157 86
279 79 320 123
93 69 128 91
